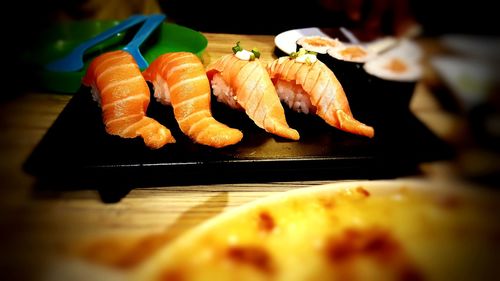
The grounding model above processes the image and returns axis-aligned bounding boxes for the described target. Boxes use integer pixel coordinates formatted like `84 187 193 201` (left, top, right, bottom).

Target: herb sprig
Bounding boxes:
232 41 261 61
289 48 317 59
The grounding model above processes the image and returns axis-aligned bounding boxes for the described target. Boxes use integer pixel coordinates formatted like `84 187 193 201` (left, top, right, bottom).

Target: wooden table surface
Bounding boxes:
0 32 484 280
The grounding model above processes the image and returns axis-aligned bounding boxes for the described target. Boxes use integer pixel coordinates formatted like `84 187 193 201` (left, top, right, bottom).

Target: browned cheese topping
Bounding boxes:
325 227 424 281
158 269 185 281
227 245 274 273
355 186 371 197
326 227 400 263
258 211 275 232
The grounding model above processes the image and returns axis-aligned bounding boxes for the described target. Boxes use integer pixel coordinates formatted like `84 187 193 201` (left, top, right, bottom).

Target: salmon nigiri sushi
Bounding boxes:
82 50 175 149
267 49 374 138
143 52 243 148
206 43 300 141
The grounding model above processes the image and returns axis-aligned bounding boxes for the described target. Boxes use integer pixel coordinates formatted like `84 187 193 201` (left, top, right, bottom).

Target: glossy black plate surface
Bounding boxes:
24 84 452 187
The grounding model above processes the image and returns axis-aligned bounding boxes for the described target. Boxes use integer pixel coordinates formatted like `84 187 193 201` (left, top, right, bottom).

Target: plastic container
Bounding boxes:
24 20 208 94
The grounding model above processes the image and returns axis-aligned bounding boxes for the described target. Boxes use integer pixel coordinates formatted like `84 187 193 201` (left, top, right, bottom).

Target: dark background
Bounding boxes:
5 0 499 98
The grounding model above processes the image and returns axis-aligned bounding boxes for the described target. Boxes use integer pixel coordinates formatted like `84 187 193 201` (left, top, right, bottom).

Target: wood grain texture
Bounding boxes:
0 33 467 280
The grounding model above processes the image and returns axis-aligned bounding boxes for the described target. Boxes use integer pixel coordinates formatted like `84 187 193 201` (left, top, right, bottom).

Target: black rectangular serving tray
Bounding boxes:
24 85 452 187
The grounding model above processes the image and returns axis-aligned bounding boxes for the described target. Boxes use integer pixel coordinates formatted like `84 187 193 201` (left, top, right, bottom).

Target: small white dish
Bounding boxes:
274 27 330 55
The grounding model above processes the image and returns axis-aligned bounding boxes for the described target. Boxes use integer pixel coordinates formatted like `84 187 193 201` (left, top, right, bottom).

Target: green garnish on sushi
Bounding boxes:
290 48 317 59
251 48 261 59
232 41 243 54
232 42 261 61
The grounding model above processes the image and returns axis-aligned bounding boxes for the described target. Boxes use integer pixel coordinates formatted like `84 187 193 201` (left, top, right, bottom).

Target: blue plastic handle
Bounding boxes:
45 14 148 72
123 14 166 69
